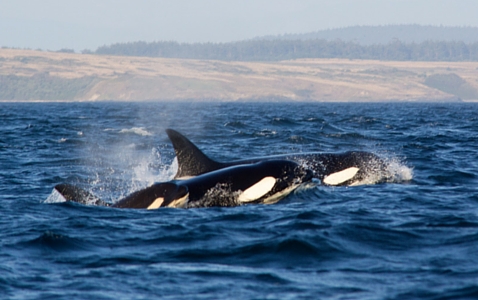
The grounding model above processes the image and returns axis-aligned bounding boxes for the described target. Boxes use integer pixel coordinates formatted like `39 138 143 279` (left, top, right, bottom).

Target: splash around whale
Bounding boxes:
51 160 313 209
48 128 410 209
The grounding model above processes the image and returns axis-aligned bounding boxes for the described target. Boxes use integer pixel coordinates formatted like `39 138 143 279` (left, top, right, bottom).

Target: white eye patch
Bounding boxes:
147 197 164 210
323 167 359 186
238 177 277 203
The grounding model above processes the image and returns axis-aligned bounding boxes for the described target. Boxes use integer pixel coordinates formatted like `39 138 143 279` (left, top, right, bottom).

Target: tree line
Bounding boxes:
94 39 478 61
258 25 478 45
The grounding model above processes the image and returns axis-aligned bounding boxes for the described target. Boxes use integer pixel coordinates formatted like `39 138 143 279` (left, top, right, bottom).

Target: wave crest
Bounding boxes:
119 127 152 136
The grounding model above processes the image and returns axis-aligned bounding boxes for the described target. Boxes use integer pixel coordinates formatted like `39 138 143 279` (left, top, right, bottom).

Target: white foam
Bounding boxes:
119 127 152 136
123 149 178 199
80 139 178 204
256 129 277 136
352 155 414 186
386 159 414 183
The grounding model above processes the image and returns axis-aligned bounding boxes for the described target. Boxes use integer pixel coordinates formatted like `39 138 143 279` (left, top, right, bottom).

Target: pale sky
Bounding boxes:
1 0 477 51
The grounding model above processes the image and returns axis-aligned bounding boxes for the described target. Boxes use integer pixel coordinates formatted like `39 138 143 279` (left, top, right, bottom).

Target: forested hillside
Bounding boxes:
257 25 478 44
92 25 478 61
95 39 478 62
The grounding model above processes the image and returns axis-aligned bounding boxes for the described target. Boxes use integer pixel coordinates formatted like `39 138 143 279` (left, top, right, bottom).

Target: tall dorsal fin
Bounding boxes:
166 129 225 179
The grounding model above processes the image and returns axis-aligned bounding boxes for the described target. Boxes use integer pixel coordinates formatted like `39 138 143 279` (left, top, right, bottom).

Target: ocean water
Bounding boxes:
1 101 477 299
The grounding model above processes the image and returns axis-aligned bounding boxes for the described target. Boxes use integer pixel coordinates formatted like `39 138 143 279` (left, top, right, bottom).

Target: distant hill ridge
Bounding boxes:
255 25 478 45
93 25 478 61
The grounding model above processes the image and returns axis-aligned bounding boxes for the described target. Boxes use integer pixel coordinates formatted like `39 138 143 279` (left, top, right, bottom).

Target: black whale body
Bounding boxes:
54 160 313 209
166 129 389 186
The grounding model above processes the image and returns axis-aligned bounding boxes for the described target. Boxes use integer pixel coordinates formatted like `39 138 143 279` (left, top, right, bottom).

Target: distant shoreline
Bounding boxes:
2 99 477 104
1 49 478 102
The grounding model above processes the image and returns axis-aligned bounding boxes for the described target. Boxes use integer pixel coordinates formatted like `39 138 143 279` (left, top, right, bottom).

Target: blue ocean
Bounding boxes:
1 102 477 299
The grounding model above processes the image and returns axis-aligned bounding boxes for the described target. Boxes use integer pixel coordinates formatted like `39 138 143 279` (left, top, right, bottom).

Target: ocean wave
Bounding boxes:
20 231 94 252
119 127 153 136
4 102 478 299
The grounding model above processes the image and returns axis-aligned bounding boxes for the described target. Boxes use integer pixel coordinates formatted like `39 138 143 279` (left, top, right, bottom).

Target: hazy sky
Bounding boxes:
1 0 478 51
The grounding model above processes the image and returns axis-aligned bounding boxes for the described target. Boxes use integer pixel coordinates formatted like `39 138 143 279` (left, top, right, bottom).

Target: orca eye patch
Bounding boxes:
147 197 164 210
323 167 359 185
238 177 276 203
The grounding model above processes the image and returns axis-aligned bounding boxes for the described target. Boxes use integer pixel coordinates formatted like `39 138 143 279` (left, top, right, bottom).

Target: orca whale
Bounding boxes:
54 160 313 209
166 129 390 186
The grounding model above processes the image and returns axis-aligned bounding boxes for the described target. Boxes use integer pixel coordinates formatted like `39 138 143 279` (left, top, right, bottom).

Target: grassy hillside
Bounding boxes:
1 49 478 102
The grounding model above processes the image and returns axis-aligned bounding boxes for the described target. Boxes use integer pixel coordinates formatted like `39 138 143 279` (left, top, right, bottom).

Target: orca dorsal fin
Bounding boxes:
166 129 224 179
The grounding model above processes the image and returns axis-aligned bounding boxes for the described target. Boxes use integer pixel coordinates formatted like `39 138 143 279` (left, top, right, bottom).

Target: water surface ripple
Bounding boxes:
1 102 477 299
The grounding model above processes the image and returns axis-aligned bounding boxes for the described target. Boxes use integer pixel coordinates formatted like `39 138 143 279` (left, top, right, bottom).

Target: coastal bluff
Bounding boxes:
1 49 477 102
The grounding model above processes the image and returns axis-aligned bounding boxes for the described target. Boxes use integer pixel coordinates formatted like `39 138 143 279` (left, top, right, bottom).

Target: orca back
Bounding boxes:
113 182 188 209
54 184 109 206
165 128 389 186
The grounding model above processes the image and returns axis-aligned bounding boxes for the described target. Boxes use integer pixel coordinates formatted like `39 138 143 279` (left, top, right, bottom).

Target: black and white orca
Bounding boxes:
54 160 313 209
166 129 390 186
